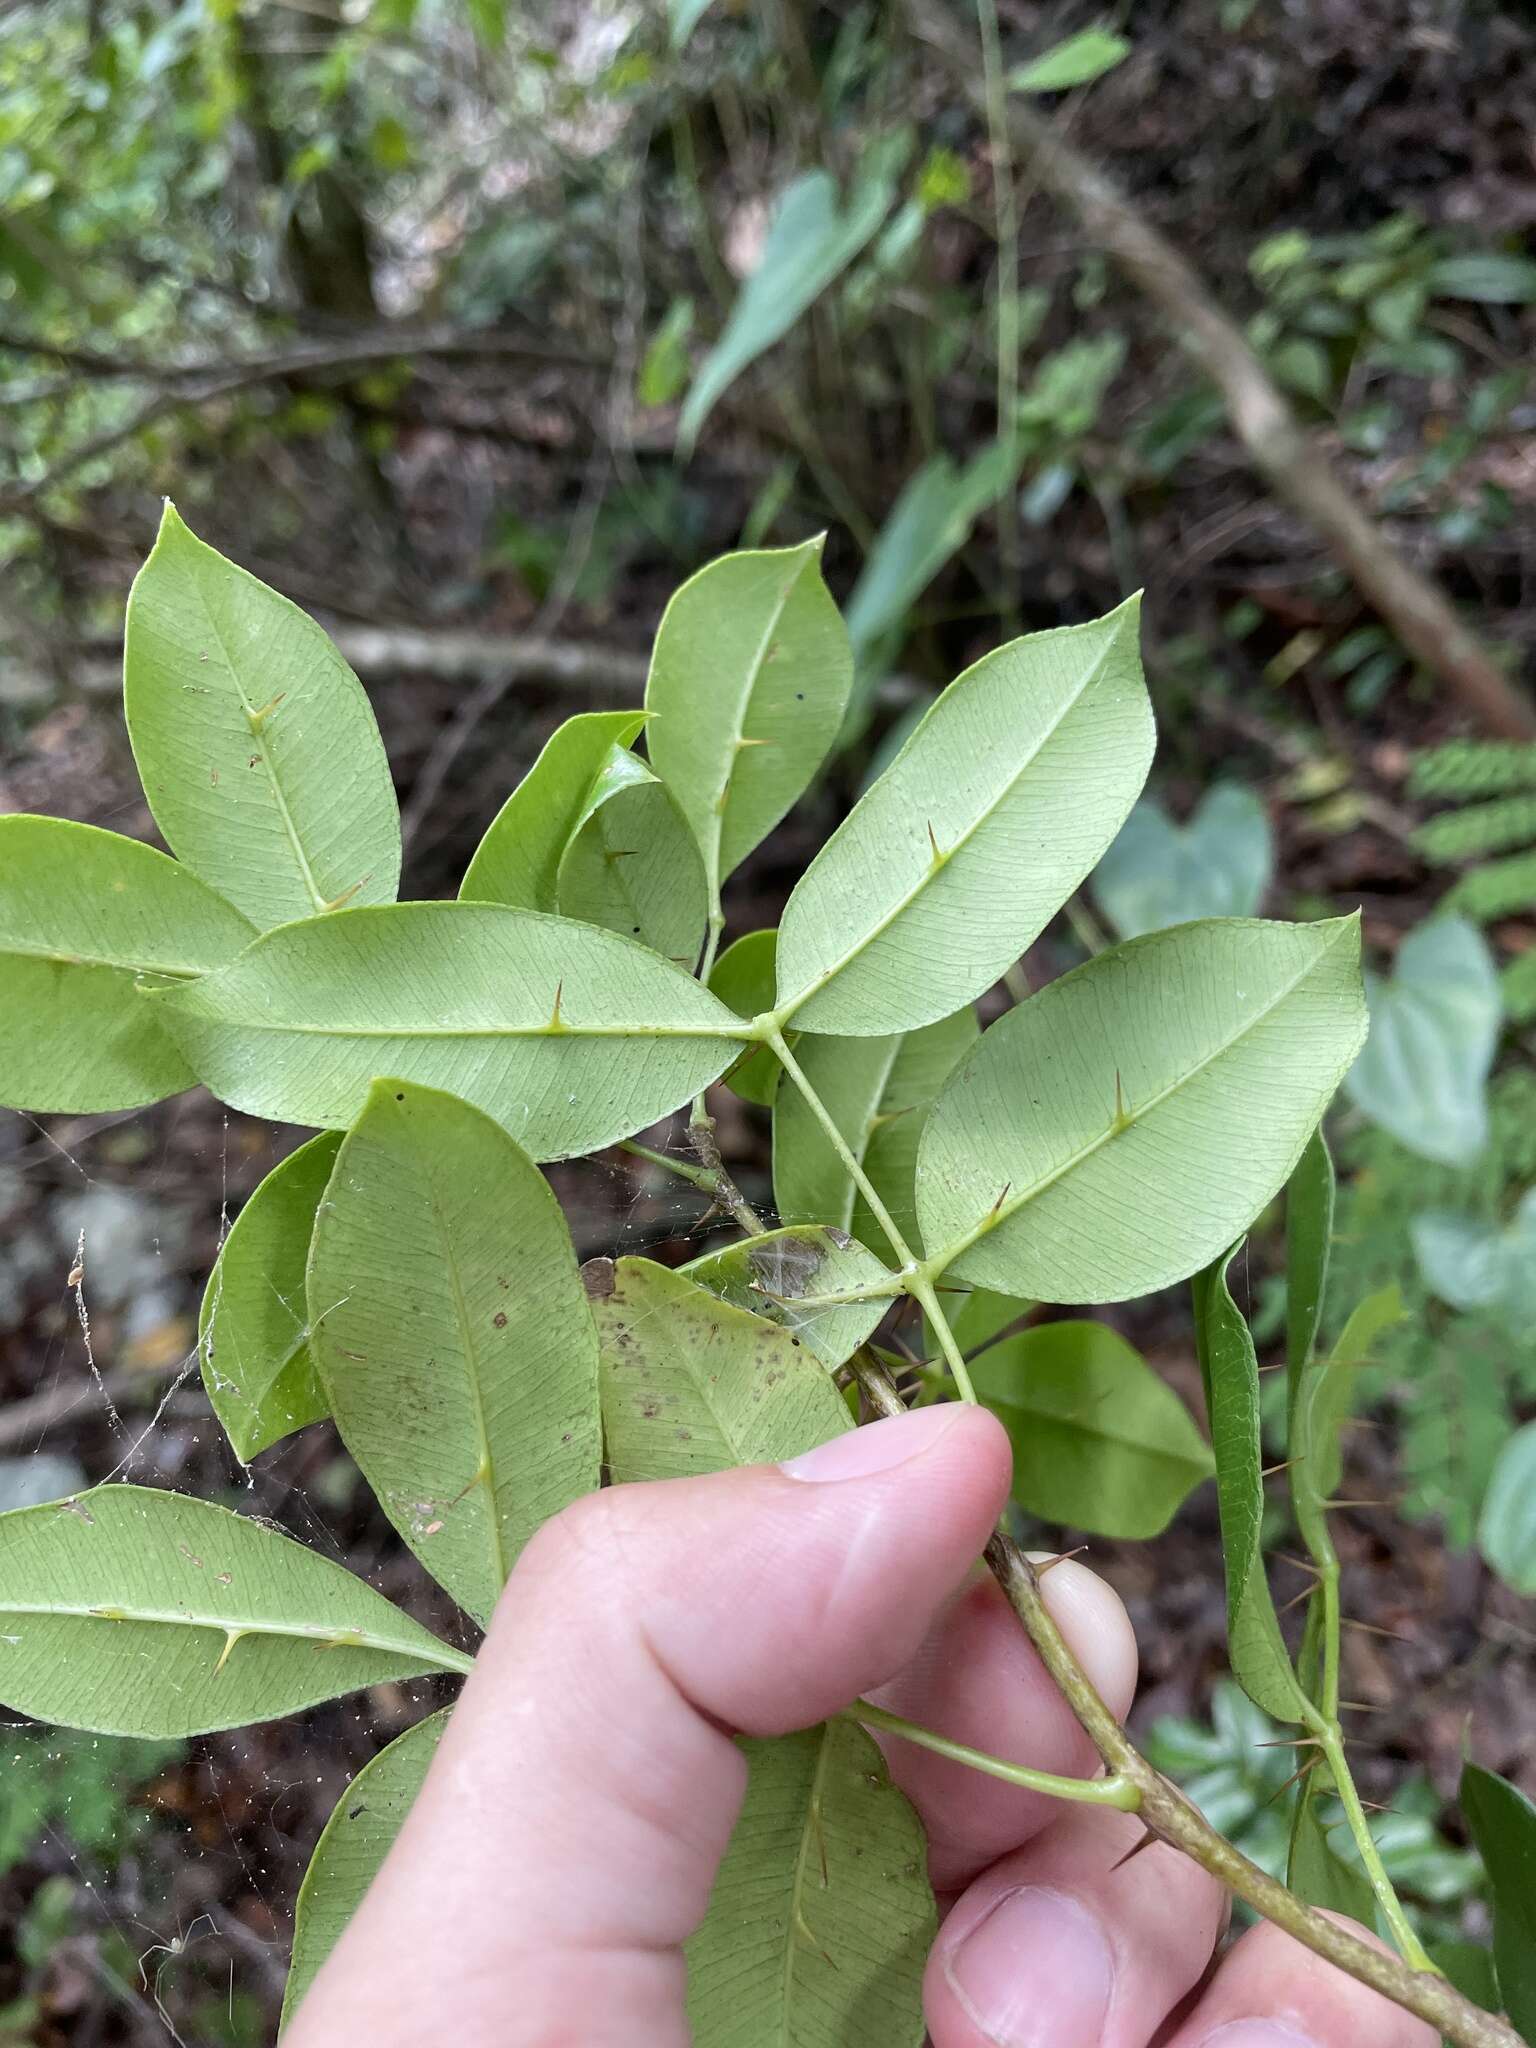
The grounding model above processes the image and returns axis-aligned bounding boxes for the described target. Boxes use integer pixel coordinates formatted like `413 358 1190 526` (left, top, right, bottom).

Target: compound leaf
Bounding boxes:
283 1709 449 2030
0 1485 469 1738
588 1258 849 1481
1193 1251 1310 1723
682 1227 896 1369
555 749 709 969
200 1133 340 1463
124 505 400 931
0 814 254 1114
308 1081 601 1626
917 917 1367 1304
459 711 647 911
154 902 750 1160
686 1718 932 2048
646 541 852 896
972 1320 1213 1540
773 1008 977 1262
775 599 1154 1035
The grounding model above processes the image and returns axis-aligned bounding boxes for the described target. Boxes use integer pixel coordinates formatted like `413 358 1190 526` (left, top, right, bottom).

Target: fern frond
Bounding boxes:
1410 740 1536 800
1414 794 1536 865
1445 850 1536 922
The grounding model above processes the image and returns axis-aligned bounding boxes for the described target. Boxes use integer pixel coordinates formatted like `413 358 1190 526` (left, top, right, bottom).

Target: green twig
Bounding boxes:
845 1698 1139 1810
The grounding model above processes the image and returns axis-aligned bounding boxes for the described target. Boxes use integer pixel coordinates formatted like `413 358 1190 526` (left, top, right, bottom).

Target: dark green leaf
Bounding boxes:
1285 1126 1335 1431
1461 1763 1536 2041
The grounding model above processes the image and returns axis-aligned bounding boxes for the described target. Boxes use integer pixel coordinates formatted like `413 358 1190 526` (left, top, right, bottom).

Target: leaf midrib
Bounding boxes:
780 1726 834 2042
945 926 1350 1266
0 1600 470 1671
988 1389 1210 1473
168 1009 749 1044
779 616 1126 1020
3 938 210 980
706 553 809 890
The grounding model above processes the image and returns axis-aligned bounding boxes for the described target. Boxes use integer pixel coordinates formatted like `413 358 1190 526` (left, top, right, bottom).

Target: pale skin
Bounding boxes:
288 1407 1437 2048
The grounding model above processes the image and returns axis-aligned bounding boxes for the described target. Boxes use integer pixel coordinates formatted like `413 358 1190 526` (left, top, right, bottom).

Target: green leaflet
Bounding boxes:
555 747 709 969
459 710 647 911
708 928 785 1105
0 814 254 1113
588 1258 850 1481
1287 1786 1378 1929
1342 916 1501 1167
681 1227 896 1370
916 917 1367 1305
200 1132 340 1463
774 600 1155 1036
0 1485 469 1739
1091 784 1273 941
972 1320 1214 1540
686 1719 932 2048
773 1007 978 1264
308 1081 601 1627
1009 27 1131 91
283 1709 449 2030
123 505 401 932
1461 1763 1536 2042
645 540 852 896
1479 1421 1536 1596
1193 1252 1309 1723
1284 1126 1335 1434
153 901 750 1160
677 135 908 452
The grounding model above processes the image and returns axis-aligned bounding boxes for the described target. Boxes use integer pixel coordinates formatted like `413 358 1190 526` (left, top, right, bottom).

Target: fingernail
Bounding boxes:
1201 2026 1317 2048
944 1885 1114 2046
780 1407 960 1482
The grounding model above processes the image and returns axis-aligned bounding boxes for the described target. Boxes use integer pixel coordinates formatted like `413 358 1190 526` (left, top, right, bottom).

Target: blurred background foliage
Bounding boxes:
1 0 1535 2040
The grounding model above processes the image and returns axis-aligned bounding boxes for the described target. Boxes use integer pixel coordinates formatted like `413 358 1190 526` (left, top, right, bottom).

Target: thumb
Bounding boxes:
287 1404 1011 2048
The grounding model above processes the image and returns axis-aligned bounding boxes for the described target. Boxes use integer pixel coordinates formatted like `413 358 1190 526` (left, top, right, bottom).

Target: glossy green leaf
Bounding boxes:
1411 1189 1536 1333
555 749 709 969
1193 1250 1310 1722
459 711 647 911
774 1008 978 1262
1429 1940 1502 2014
154 902 750 1160
681 1227 895 1369
284 1710 448 2028
686 1718 932 2048
1479 1421 1536 1597
0 814 255 1113
918 917 1367 1305
645 540 852 896
588 1258 850 1481
708 929 784 1105
972 1320 1213 1538
1285 1127 1335 1432
0 1485 469 1738
775 599 1154 1035
1091 784 1273 940
124 505 401 932
1343 917 1501 1167
677 136 907 451
1461 1762 1536 2042
1009 28 1131 92
308 1081 600 1626
200 1133 340 1462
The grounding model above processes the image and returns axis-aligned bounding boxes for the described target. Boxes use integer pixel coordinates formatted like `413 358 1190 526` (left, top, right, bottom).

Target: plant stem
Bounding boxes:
844 1352 1519 2048
845 1698 1139 1810
686 1101 766 1237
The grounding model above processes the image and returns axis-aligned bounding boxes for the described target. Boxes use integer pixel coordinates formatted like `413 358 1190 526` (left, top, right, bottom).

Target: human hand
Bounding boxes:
286 1406 1435 2048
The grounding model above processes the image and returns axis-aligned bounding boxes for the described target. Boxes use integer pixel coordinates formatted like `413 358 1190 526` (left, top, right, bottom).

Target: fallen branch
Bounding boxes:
908 2 1536 742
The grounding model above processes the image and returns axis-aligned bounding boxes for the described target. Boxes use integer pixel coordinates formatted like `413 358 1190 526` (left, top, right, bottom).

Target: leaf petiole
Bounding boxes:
843 1698 1140 1811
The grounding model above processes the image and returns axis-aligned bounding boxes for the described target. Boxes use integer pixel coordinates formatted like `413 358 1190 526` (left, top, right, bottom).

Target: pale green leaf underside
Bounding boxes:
308 1080 601 1626
1194 1254 1309 1722
589 1258 850 1482
774 1008 977 1263
686 1719 932 2048
973 1320 1213 1540
0 1485 468 1738
154 902 750 1161
775 599 1154 1035
0 814 254 1113
556 768 709 970
918 916 1367 1305
458 710 647 911
283 1709 449 2030
124 504 401 931
201 1132 340 1463
646 541 852 894
681 1227 894 1369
